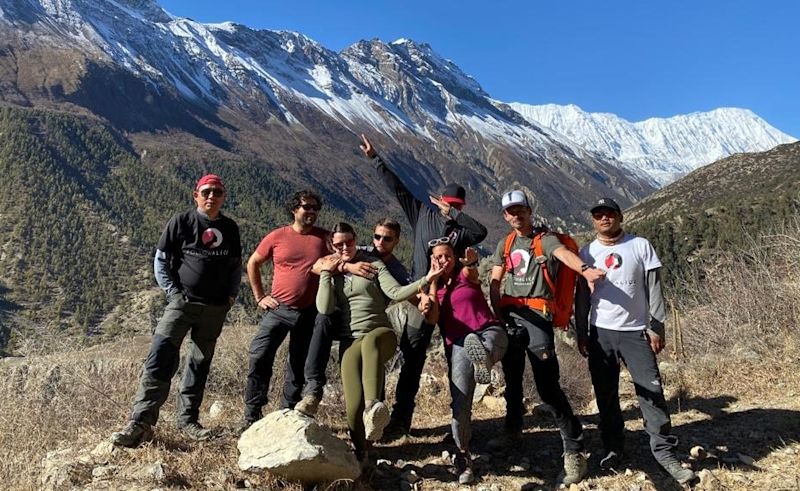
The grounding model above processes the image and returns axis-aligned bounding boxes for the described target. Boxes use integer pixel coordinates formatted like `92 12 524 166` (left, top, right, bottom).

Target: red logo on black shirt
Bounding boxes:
202 228 223 248
604 253 623 269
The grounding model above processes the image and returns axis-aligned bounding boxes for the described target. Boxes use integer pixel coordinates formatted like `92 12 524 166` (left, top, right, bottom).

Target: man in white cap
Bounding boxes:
488 190 605 486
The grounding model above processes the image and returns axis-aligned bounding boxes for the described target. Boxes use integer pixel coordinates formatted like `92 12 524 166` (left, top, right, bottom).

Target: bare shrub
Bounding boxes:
671 220 800 359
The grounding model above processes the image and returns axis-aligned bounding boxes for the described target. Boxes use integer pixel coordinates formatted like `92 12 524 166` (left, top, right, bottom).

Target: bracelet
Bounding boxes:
580 263 591 272
256 295 266 303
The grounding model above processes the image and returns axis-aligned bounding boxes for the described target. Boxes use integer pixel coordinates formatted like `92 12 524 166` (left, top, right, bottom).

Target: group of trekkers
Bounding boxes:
108 134 696 486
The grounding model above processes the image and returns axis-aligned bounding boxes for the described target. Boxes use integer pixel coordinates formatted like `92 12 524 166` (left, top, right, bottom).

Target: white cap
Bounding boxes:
501 190 529 210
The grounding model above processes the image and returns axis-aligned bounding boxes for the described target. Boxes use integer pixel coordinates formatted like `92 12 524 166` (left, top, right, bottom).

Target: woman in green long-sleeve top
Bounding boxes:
316 222 443 464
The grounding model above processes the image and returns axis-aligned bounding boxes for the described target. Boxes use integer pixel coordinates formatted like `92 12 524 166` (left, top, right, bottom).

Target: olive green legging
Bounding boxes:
341 326 397 456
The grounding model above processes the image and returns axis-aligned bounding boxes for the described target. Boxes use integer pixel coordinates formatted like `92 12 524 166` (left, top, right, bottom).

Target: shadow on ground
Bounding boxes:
359 394 800 490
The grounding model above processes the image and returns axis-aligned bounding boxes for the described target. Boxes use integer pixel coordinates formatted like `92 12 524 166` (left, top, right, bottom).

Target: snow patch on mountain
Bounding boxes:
510 103 797 184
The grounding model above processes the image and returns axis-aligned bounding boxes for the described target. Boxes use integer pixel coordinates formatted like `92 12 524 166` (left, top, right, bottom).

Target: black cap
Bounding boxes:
440 183 466 205
590 197 622 214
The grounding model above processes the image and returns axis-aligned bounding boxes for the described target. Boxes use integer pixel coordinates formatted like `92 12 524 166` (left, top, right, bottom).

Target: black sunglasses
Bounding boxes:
298 204 321 211
592 210 617 219
199 187 224 198
373 234 395 243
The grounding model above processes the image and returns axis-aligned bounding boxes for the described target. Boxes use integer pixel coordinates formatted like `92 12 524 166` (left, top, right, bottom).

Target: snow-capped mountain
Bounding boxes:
509 103 797 185
0 0 660 227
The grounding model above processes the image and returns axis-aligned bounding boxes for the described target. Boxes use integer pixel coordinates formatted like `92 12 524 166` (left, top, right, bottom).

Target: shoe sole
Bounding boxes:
364 402 390 441
464 333 492 384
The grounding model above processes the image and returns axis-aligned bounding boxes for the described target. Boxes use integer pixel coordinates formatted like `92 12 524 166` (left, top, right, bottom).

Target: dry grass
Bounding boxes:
2 226 800 489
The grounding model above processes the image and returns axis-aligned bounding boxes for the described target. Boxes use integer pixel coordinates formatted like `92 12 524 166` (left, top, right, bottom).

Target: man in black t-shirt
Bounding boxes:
111 174 242 448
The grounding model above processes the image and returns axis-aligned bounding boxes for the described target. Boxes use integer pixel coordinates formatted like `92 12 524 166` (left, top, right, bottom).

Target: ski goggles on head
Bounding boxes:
427 236 452 248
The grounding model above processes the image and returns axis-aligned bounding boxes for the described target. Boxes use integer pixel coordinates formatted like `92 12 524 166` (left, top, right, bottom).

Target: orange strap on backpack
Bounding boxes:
501 230 579 330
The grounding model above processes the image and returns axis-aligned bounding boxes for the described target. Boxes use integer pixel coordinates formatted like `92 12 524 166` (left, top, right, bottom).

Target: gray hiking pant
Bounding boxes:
130 294 229 426
448 325 508 451
588 327 678 463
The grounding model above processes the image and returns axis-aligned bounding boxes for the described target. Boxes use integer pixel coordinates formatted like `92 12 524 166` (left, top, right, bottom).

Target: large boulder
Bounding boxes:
237 409 360 483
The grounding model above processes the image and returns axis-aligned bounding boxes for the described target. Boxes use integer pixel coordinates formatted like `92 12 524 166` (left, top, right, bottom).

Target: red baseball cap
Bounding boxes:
441 183 466 205
195 174 225 191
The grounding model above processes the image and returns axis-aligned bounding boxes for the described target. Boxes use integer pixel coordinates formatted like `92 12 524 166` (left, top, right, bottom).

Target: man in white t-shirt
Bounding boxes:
575 198 696 486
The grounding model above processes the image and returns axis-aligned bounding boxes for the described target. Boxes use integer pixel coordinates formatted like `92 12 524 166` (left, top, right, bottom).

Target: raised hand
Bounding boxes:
429 195 451 216
460 247 479 266
359 133 376 158
425 254 446 283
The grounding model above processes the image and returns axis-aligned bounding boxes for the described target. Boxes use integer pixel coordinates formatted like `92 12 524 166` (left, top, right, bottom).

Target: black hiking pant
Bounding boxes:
500 305 584 453
243 304 316 422
389 306 434 430
302 311 345 399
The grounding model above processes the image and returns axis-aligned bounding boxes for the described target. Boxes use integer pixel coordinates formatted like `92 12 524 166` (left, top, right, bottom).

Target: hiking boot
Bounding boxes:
559 452 588 485
363 401 390 441
380 418 410 442
110 420 153 448
179 422 213 441
463 333 492 384
454 451 475 484
295 395 321 417
441 431 455 445
486 430 522 452
599 449 623 470
659 458 696 485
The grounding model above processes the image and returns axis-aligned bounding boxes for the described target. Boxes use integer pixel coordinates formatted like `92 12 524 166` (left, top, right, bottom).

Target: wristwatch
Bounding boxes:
580 263 591 272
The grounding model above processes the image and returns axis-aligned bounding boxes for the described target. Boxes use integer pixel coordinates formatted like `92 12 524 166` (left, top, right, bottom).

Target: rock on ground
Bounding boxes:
237 409 360 483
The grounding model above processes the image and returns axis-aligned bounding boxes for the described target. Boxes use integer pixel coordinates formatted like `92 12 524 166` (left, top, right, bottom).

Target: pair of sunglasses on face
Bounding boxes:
198 187 225 198
592 210 617 220
298 204 321 211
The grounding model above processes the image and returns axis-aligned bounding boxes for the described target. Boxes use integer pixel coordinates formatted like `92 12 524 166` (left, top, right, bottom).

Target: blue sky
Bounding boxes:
159 0 799 138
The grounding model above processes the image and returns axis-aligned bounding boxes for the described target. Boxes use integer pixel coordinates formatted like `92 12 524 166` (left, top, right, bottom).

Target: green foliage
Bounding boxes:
0 106 417 353
628 146 800 295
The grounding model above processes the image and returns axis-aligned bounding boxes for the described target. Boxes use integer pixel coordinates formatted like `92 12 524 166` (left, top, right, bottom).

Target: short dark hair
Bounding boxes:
331 222 355 236
374 218 401 237
287 190 322 218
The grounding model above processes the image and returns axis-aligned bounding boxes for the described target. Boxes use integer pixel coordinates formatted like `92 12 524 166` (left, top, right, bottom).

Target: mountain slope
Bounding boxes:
510 103 797 184
0 0 654 229
624 141 800 287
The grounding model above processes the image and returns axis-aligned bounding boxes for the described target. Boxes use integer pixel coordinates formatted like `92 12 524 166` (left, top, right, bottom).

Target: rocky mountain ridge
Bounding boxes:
0 0 652 229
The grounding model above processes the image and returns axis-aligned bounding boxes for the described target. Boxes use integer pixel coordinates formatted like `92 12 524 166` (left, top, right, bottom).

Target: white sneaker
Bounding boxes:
363 401 390 441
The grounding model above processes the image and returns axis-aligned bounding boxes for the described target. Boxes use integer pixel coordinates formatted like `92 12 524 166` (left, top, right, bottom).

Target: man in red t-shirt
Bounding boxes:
240 190 330 428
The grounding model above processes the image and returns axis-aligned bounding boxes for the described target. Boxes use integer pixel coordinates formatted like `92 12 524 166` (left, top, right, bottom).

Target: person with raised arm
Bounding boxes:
359 133 487 439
